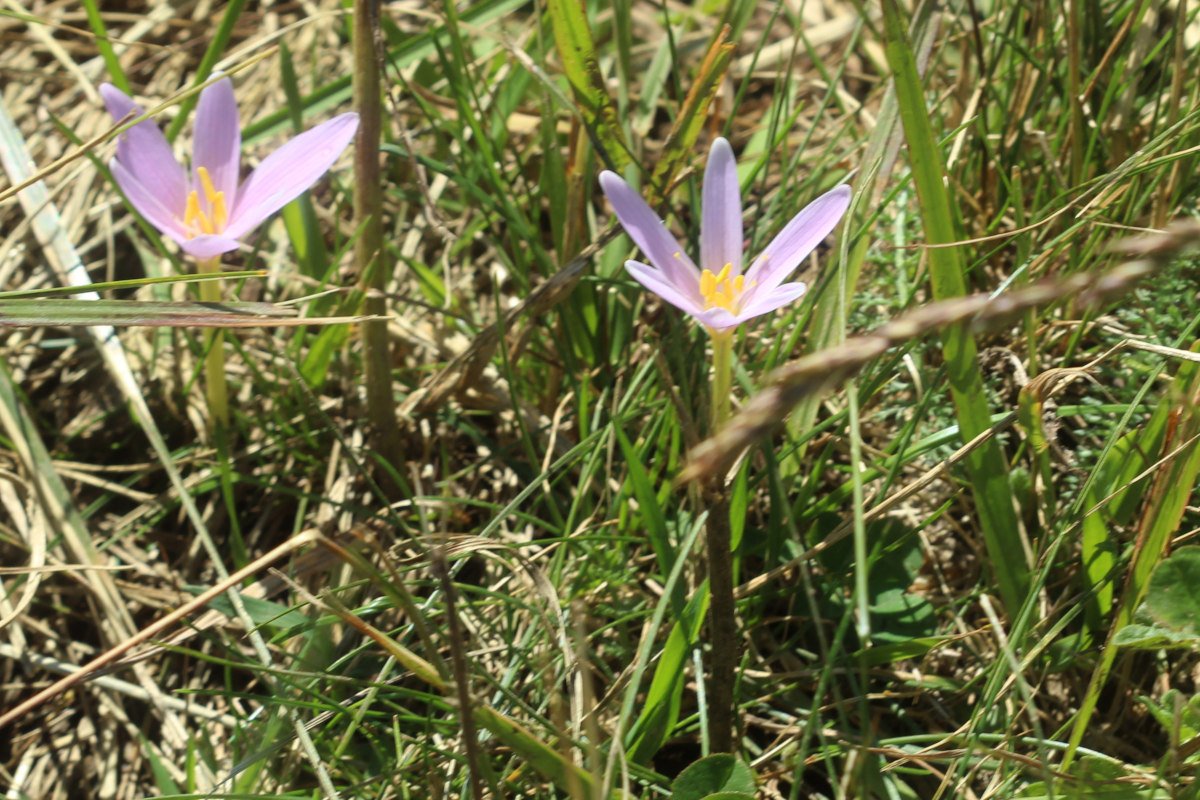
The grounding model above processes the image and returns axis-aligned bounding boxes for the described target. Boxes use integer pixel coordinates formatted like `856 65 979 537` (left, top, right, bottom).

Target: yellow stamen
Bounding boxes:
183 166 228 235
184 191 211 234
699 264 747 313
211 193 228 231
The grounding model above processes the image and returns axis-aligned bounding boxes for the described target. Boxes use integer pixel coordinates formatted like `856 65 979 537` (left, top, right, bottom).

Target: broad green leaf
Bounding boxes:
1112 623 1200 649
671 754 756 800
627 585 709 763
1141 546 1200 632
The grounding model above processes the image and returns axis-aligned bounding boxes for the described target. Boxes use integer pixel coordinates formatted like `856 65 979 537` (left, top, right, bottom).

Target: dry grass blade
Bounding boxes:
408 232 615 414
0 530 319 732
681 258 1173 484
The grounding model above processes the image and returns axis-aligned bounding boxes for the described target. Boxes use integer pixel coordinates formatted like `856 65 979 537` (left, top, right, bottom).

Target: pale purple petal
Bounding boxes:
691 306 740 332
625 261 703 316
599 171 699 297
110 158 189 244
100 84 187 216
224 113 359 240
734 281 808 323
192 77 241 206
701 137 743 276
181 234 242 260
744 184 851 294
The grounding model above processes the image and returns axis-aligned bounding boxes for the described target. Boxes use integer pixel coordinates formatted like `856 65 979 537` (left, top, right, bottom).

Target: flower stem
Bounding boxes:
706 329 737 753
710 330 733 431
197 257 229 429
353 0 405 493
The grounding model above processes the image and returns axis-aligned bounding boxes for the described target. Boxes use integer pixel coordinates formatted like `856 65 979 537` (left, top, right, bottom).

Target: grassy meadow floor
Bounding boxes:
2 0 1200 797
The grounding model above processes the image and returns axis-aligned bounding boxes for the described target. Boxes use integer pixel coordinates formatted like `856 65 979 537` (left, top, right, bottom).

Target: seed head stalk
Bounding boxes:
196 256 229 429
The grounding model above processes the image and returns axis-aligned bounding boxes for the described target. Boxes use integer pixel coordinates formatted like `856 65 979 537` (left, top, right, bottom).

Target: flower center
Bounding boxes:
700 263 749 312
182 166 228 236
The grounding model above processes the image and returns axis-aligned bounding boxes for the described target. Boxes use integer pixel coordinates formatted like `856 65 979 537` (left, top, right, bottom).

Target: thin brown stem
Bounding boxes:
432 547 488 800
353 0 404 489
705 486 737 753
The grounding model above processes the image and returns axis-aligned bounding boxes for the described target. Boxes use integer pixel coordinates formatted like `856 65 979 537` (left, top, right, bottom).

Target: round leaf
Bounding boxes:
671 754 756 800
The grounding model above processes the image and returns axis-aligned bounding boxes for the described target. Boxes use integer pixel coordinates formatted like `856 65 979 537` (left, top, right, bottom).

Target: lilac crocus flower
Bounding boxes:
100 77 358 260
599 138 851 333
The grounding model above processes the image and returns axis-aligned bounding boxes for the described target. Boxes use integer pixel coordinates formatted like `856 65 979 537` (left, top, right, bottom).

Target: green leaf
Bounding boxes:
881 0 1027 611
615 425 675 582
1141 546 1200 633
646 28 735 204
191 591 309 636
1112 623 1200 650
671 754 756 800
627 585 708 763
1080 399 1169 630
546 0 631 171
0 299 366 328
1138 689 1200 744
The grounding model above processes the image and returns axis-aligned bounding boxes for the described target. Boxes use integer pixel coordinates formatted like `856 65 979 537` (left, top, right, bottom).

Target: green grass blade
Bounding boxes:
1079 399 1169 633
0 298 365 327
646 27 735 203
80 0 129 92
881 0 1028 612
1066 350 1200 765
546 0 631 171
164 0 248 141
627 586 709 763
278 42 329 279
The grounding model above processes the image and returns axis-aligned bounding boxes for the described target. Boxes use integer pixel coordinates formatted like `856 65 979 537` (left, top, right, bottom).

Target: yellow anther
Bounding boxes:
197 166 218 201
184 190 214 234
699 265 747 313
211 192 228 231
196 166 228 232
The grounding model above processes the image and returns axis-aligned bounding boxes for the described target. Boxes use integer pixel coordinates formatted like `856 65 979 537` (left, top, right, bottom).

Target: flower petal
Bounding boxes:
100 84 187 216
744 184 851 294
599 171 699 297
110 158 189 244
692 306 740 332
225 113 359 240
192 76 241 207
625 261 703 316
181 234 242 260
701 137 743 275
734 281 808 324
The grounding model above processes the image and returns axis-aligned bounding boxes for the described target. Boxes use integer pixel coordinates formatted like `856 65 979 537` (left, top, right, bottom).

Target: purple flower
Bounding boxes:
100 77 359 260
599 138 851 333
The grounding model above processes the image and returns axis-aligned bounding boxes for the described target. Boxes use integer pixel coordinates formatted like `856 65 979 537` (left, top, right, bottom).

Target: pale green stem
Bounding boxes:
196 257 229 429
710 330 733 431
705 328 737 752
